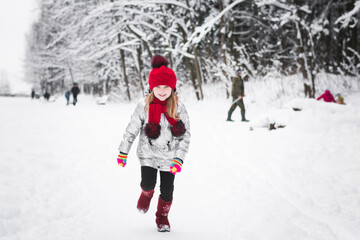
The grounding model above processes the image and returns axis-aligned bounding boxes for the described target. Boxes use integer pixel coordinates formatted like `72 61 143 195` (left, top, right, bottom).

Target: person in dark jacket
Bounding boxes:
71 83 80 105
227 69 249 122
31 90 35 99
44 92 50 101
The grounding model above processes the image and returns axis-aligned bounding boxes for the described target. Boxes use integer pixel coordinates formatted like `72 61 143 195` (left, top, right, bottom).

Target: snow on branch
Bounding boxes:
126 21 169 40
164 47 194 59
257 0 292 11
91 0 190 18
130 0 190 10
127 25 147 40
183 0 246 50
87 39 140 60
335 0 360 29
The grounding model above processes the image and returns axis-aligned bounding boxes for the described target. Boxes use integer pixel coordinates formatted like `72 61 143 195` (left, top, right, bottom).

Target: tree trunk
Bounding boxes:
193 46 204 100
118 34 131 101
347 0 358 70
127 26 153 59
186 0 204 100
177 20 200 100
219 0 227 66
293 21 312 98
186 57 200 100
227 16 235 62
68 66 74 83
137 47 144 93
219 0 230 98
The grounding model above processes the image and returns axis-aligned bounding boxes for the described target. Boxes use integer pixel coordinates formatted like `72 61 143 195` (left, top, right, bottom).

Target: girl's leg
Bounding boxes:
159 171 175 201
140 166 157 190
155 171 175 232
138 166 157 213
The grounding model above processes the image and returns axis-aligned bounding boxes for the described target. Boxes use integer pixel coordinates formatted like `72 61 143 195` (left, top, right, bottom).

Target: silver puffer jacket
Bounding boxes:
118 100 191 171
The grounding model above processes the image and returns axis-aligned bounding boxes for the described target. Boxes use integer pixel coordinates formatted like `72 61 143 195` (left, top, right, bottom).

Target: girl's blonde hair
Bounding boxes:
145 91 179 120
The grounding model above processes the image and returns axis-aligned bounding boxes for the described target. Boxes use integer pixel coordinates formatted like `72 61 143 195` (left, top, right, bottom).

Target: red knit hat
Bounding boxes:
148 55 177 90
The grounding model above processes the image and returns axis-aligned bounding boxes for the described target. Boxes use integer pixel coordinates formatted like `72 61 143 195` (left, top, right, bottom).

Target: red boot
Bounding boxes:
155 197 173 232
137 189 154 213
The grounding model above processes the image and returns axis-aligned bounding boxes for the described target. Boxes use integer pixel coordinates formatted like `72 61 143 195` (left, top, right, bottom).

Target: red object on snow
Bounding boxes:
317 90 336 103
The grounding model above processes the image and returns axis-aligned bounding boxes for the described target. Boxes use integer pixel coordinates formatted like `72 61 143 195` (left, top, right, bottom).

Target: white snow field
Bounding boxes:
1 91 360 240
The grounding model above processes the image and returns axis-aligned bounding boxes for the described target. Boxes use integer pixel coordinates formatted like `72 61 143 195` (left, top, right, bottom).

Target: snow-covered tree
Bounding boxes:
25 0 360 101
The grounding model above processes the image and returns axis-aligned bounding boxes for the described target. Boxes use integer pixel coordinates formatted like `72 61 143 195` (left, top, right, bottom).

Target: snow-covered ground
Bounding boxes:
1 89 360 240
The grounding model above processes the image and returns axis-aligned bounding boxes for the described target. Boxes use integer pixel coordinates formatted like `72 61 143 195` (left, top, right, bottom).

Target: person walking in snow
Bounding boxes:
65 90 71 105
227 68 249 122
117 55 191 232
71 83 80 105
316 90 336 103
43 92 50 101
31 89 35 99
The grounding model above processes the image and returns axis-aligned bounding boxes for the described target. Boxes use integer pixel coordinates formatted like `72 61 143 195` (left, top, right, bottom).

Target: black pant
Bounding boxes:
228 97 245 114
73 94 78 105
140 166 175 202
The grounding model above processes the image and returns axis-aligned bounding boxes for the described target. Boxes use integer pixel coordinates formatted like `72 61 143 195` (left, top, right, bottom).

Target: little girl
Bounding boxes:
117 55 191 232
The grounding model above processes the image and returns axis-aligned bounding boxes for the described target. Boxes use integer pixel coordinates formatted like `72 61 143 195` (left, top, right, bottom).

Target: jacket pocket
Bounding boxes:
137 140 148 157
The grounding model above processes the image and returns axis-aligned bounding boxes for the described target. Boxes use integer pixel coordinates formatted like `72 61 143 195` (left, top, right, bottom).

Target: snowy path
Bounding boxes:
1 95 360 240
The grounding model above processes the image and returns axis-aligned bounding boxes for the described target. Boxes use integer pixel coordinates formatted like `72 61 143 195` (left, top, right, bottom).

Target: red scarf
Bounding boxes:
148 98 177 126
145 97 186 139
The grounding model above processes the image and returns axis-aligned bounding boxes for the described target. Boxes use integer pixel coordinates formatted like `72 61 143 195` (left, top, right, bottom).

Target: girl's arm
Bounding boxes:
118 102 145 154
175 102 191 161
316 94 323 100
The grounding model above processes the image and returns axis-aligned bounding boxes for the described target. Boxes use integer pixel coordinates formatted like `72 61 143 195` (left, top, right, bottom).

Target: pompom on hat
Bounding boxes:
148 55 177 90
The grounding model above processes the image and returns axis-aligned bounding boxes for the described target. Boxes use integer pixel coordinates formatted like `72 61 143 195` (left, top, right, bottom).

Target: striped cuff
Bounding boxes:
173 157 183 165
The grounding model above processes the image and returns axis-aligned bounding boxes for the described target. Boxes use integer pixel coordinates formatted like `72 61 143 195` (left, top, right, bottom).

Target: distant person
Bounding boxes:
31 90 35 99
336 94 346 105
316 90 336 103
227 68 249 122
65 90 71 105
71 83 80 105
44 92 50 101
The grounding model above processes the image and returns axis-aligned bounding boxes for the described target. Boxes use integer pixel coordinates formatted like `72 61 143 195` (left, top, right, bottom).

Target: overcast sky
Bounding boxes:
0 0 39 93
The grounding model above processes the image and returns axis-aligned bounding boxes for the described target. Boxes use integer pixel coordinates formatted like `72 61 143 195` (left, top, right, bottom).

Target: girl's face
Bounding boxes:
153 85 172 101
